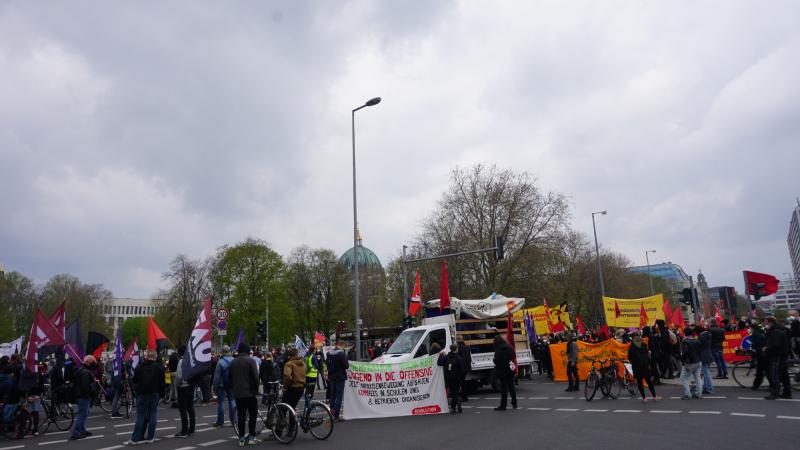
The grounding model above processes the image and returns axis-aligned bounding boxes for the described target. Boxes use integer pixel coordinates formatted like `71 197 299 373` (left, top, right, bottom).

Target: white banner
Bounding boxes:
425 294 525 319
343 356 448 420
0 336 24 358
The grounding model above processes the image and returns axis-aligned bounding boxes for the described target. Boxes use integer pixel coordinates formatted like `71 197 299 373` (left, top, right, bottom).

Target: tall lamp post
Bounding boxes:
351 96 381 361
591 210 607 326
645 249 657 296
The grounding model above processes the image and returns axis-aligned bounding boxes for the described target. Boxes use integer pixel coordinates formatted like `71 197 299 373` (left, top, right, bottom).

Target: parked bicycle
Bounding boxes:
293 390 334 441
40 384 74 434
731 350 800 391
230 381 297 444
584 359 621 401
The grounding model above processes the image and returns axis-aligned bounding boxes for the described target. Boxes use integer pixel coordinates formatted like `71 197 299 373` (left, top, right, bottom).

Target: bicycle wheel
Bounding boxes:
271 403 297 445
305 401 334 440
788 361 800 392
584 372 598 402
53 402 74 431
16 409 32 438
731 360 755 389
605 373 621 399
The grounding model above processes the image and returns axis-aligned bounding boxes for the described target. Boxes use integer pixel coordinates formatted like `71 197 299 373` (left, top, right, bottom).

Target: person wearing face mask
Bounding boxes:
627 331 661 403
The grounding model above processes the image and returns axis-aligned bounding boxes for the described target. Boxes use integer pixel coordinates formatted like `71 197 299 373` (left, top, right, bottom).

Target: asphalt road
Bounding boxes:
1 376 797 450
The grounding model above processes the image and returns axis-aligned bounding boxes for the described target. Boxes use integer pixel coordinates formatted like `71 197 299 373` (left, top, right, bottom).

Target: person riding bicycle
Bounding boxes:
230 343 260 446
282 348 307 410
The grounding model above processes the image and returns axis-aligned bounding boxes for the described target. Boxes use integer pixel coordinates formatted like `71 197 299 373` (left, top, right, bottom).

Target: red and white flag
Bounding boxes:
25 309 66 371
181 296 212 381
124 338 140 369
439 261 451 312
638 302 649 329
49 302 66 338
409 271 422 316
713 304 723 326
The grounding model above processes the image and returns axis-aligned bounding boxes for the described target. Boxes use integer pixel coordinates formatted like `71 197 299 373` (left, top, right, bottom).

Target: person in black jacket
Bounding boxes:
259 351 279 406
627 331 660 403
70 355 96 440
763 317 792 400
748 323 768 390
437 344 465 413
326 340 349 421
709 322 728 379
492 335 517 411
124 350 166 445
456 340 472 402
167 352 180 408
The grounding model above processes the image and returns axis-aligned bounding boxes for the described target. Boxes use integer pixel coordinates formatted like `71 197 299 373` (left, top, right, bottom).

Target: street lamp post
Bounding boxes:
645 249 657 296
591 210 607 326
351 96 381 361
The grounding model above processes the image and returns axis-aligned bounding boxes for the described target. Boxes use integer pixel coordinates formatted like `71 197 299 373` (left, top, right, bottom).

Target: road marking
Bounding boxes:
484 397 500 400
156 426 176 431
730 412 765 418
157 419 168 423
38 440 67 446
703 396 726 399
116 431 131 436
86 426 106 431
528 397 549 399
461 406 474 409
777 398 800 402
195 427 215 433
613 410 641 413
669 397 682 399
202 415 217 418
583 409 608 412
43 430 69 435
88 415 105 419
0 446 25 450
689 411 721 414
471 397 481 400
172 447 196 450
97 446 125 450
114 423 136 427
777 415 800 420
476 406 494 409
738 397 763 400
555 408 579 412
526 407 551 411
199 440 228 447
650 410 681 414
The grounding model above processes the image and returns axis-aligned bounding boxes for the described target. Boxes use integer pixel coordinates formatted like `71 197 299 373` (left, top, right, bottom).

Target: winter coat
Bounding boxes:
73 365 95 400
229 353 259 399
437 352 465 384
212 355 233 389
627 343 651 373
283 356 306 389
493 341 515 376
457 341 472 373
326 348 349 382
698 331 713 364
765 324 791 357
132 359 166 395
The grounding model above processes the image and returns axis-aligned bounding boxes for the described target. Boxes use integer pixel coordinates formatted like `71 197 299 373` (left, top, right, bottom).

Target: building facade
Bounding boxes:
628 262 691 289
102 298 161 336
758 277 800 312
789 200 800 289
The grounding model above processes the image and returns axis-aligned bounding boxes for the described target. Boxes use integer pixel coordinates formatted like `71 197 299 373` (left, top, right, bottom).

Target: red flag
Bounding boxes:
49 302 66 338
439 261 450 312
25 309 66 371
124 338 140 369
598 324 610 339
670 307 685 329
713 304 723 326
575 314 586 335
505 306 518 375
638 302 649 329
542 298 554 333
662 301 673 326
409 271 422 316
147 316 171 350
92 342 108 359
743 270 779 297
614 300 621 318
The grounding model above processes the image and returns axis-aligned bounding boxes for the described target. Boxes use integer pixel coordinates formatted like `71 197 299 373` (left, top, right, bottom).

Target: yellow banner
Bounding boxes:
602 294 665 328
514 304 572 335
549 339 630 381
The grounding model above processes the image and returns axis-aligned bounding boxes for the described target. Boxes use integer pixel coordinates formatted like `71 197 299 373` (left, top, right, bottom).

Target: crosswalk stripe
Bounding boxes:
199 440 228 447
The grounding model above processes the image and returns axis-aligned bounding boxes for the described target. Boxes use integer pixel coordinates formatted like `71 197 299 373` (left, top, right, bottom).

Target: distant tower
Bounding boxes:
696 270 708 292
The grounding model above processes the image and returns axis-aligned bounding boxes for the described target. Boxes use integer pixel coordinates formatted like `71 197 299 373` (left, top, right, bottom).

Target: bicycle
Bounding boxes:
732 350 800 392
584 359 621 401
294 390 334 440
1 393 34 440
40 384 74 434
614 359 638 396
229 381 297 445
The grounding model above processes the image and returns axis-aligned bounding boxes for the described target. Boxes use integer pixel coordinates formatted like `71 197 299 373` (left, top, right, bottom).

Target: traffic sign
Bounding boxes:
218 330 227 336
217 320 227 330
216 308 229 321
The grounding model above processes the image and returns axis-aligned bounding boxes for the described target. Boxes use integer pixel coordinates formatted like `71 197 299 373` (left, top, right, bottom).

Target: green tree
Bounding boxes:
211 238 289 347
0 271 38 342
120 316 148 347
39 274 112 340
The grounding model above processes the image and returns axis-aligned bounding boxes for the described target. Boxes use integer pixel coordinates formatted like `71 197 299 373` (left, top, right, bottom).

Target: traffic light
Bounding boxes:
256 320 267 342
494 236 505 260
680 288 692 305
402 316 416 329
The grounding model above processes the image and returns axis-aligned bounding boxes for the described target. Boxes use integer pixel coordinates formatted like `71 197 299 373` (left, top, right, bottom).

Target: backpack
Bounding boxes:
220 358 232 390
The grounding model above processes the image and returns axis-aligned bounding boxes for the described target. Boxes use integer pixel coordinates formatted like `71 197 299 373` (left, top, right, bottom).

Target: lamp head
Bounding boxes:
365 97 381 106
601 210 607 215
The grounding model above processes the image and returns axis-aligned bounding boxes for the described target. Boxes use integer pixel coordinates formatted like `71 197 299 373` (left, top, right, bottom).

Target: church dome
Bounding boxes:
338 245 383 271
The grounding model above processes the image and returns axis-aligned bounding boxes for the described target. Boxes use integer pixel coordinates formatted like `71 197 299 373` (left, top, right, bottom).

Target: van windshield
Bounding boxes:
386 330 425 354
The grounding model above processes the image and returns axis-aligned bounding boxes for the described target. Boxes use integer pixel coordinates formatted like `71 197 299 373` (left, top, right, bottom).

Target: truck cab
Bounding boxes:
373 323 452 364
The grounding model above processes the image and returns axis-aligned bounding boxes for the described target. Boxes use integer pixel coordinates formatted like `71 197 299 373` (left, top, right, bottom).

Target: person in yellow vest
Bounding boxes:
304 348 322 396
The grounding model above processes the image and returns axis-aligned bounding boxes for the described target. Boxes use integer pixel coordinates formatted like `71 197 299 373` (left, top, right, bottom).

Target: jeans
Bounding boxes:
329 379 345 418
71 397 90 437
701 362 715 393
680 363 703 398
235 397 257 438
177 385 196 434
111 385 122 415
215 387 236 426
712 347 727 377
131 393 159 442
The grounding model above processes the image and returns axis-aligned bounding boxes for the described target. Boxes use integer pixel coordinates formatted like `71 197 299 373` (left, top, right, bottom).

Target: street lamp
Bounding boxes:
645 249 657 296
351 96 381 361
591 210 607 326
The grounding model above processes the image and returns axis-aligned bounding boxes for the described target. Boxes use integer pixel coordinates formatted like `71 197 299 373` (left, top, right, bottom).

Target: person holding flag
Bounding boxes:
109 329 125 419
174 296 212 438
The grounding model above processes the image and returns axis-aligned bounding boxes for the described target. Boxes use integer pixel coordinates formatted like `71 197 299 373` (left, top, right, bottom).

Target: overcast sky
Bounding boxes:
1 1 799 299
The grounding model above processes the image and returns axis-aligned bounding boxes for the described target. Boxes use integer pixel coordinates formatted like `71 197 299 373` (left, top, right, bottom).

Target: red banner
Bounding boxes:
723 330 749 363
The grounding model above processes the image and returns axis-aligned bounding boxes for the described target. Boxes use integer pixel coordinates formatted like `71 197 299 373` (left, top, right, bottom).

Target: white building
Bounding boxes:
103 298 162 335
789 200 800 289
757 277 800 312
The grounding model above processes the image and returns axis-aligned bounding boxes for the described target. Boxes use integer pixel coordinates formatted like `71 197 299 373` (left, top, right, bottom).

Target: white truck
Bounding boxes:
372 295 534 391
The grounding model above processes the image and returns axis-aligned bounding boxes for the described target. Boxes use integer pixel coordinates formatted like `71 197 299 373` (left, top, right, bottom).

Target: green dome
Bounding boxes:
338 245 383 271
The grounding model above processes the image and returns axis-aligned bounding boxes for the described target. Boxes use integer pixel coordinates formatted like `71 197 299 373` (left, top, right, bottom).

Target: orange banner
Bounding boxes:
549 339 631 381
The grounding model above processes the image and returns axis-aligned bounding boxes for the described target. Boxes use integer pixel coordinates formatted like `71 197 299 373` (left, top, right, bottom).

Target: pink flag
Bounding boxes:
25 309 66 371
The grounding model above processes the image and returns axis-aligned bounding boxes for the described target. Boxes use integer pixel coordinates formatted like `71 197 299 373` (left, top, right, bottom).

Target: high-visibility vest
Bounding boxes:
304 354 318 379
